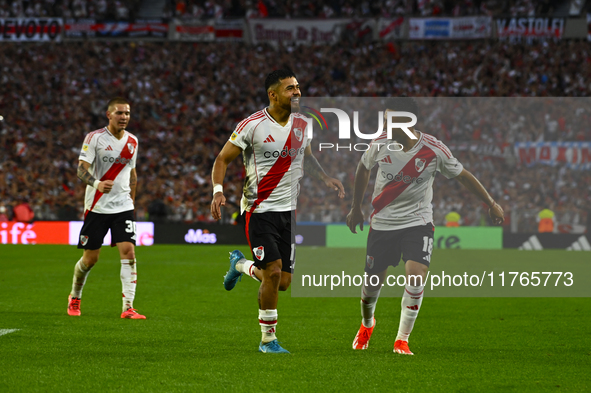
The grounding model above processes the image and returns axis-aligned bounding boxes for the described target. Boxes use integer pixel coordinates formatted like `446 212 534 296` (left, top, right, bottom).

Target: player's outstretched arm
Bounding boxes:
346 161 371 234
454 168 504 225
77 160 113 194
210 142 243 221
303 145 345 199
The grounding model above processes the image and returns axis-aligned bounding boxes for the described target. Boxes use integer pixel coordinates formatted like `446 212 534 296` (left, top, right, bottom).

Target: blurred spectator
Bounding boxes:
148 198 169 223
445 211 461 227
13 198 34 223
0 205 9 221
537 208 555 233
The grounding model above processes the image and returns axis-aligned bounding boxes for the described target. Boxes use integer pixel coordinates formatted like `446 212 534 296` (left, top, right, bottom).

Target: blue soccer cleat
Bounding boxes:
223 250 245 291
258 340 290 354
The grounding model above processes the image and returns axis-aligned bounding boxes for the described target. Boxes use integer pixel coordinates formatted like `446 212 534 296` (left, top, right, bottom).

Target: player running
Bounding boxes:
210 69 345 353
347 99 504 354
67 97 145 320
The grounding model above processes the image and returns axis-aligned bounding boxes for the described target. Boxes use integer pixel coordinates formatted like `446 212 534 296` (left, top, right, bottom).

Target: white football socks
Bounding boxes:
360 285 381 328
396 284 424 342
120 259 137 311
259 309 278 344
71 258 91 298
237 259 261 282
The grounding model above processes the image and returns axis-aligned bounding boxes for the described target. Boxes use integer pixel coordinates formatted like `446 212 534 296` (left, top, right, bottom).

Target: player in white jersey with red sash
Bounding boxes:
211 69 345 353
347 98 504 354
67 97 146 320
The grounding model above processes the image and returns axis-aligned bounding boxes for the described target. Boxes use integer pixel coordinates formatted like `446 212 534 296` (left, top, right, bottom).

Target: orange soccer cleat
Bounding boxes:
352 319 375 350
394 340 414 355
121 308 146 319
67 295 81 316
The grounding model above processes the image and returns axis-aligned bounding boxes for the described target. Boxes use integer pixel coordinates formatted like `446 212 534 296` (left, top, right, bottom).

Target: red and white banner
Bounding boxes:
496 17 565 39
214 20 244 41
378 17 404 40
514 142 591 170
248 18 349 45
0 221 154 245
170 19 215 41
0 18 62 41
170 19 244 41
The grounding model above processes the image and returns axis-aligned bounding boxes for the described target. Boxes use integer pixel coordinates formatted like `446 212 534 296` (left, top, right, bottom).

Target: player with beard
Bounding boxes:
211 69 345 353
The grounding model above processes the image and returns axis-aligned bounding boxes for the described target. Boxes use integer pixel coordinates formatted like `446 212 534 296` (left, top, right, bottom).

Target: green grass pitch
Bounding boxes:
0 245 589 392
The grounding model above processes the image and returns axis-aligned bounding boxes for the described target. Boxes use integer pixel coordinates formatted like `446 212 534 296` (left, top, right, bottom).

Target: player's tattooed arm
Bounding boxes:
77 160 97 186
78 160 113 193
129 168 137 203
303 151 329 181
304 145 345 198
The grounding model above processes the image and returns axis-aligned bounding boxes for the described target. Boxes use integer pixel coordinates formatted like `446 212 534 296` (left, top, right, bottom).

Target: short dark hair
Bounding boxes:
107 97 130 111
264 69 297 92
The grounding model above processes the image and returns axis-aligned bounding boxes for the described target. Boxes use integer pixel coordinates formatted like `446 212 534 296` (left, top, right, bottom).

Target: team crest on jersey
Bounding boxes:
253 246 265 261
127 143 135 155
366 255 374 270
293 127 303 142
80 235 89 246
415 158 426 172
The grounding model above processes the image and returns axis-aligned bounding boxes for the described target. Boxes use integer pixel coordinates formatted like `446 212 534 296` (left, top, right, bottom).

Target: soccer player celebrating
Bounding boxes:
210 69 345 353
347 99 504 354
67 97 145 320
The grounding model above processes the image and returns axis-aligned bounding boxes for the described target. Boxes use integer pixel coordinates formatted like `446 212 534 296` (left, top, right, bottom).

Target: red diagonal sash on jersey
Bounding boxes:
249 119 307 213
86 135 137 216
371 145 436 217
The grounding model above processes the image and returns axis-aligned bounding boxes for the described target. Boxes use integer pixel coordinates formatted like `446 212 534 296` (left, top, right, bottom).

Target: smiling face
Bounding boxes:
106 103 130 133
268 77 301 112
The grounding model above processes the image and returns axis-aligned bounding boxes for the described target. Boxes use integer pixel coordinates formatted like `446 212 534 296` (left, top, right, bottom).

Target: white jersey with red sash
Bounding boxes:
229 109 312 214
361 131 463 231
78 127 138 216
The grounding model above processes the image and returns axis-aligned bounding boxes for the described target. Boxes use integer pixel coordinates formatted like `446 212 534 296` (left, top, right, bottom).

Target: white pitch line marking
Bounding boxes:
0 329 20 336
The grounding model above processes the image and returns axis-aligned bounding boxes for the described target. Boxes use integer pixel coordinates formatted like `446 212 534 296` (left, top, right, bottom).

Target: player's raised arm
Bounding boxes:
77 160 113 194
303 145 345 199
346 160 371 234
454 168 504 225
210 141 243 220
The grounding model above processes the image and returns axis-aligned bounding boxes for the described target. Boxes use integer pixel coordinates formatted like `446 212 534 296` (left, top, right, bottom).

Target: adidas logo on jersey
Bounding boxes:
264 135 275 143
380 156 392 164
566 236 591 251
105 146 113 151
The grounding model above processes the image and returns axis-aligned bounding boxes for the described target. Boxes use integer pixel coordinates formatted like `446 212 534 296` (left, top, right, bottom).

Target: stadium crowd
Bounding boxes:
0 0 142 19
0 40 590 231
166 0 565 19
0 0 566 19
